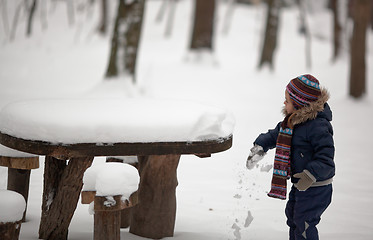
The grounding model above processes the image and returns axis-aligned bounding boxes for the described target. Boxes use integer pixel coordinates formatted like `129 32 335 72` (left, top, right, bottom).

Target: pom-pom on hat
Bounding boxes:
286 74 321 109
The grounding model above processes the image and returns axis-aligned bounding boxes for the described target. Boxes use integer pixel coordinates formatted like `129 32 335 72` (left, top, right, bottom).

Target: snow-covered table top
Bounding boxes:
0 98 234 157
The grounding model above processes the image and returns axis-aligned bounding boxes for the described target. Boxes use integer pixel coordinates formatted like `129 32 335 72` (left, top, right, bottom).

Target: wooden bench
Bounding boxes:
0 189 26 240
81 162 139 240
0 145 39 222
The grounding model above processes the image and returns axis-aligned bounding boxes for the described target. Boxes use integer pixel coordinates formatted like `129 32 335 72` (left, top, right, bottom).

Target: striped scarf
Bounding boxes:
268 114 293 200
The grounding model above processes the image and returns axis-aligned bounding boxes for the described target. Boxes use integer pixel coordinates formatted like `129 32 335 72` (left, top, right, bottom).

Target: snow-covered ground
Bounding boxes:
1 0 373 239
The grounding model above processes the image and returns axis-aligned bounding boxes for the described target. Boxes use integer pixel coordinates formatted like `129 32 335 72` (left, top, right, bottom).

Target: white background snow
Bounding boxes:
0 0 373 239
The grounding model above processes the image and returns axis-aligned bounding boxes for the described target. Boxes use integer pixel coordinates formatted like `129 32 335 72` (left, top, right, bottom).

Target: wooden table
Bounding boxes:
0 99 233 240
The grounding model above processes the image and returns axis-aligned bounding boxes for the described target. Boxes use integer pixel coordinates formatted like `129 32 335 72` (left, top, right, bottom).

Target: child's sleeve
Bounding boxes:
253 122 281 152
306 120 335 181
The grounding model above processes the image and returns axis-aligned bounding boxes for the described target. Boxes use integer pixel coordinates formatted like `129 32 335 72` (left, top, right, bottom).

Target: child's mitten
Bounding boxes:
293 171 316 191
246 145 266 169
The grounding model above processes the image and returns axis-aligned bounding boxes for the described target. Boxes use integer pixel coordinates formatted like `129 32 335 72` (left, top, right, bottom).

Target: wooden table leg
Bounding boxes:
130 154 180 239
7 168 31 222
38 156 93 240
94 210 121 240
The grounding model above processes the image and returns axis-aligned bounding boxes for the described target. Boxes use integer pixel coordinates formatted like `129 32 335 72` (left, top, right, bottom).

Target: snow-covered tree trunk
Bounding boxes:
105 0 145 83
349 0 371 98
258 0 281 70
190 0 216 50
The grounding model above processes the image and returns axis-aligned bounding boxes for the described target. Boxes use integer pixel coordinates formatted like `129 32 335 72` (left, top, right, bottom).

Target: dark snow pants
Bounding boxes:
285 185 332 240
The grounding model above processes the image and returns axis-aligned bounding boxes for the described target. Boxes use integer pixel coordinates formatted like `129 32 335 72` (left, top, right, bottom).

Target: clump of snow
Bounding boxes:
244 211 254 228
103 196 117 208
83 162 139 200
260 164 273 172
245 154 265 170
233 194 242 199
0 144 37 157
0 98 235 144
0 189 26 222
232 222 241 240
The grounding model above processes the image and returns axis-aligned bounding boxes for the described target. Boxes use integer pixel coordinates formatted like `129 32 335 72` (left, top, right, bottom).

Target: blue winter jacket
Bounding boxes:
254 97 335 184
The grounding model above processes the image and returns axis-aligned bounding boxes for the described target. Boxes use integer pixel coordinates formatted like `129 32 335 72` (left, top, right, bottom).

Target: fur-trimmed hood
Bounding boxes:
286 88 331 128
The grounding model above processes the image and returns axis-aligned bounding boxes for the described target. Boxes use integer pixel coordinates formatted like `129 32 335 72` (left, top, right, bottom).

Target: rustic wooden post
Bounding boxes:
38 156 93 240
0 221 22 240
94 211 121 240
7 169 30 222
81 190 138 240
130 155 180 239
93 194 134 240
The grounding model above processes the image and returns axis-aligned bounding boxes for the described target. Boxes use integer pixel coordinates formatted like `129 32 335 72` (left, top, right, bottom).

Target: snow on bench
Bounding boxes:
81 162 140 240
0 189 26 240
0 98 234 144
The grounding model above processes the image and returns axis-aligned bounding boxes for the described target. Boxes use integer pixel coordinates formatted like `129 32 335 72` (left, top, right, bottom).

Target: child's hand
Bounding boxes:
246 145 266 170
293 171 316 191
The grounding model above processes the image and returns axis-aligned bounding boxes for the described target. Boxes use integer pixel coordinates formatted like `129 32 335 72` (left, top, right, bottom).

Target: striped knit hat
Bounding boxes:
286 74 321 109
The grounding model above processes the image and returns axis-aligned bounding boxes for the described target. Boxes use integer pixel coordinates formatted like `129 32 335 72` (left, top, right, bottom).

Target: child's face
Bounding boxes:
284 91 295 114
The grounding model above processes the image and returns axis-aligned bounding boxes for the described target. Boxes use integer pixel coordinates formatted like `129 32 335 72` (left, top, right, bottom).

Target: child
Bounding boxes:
247 74 335 240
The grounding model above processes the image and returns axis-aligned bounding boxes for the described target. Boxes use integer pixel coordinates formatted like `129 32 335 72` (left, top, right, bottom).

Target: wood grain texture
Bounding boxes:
0 156 39 169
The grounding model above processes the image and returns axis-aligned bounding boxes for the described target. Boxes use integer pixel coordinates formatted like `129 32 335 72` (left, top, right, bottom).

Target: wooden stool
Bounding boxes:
0 189 26 240
0 146 39 222
81 162 139 240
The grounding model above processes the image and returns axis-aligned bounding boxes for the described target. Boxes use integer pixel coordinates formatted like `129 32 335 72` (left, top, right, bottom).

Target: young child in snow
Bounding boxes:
247 74 335 240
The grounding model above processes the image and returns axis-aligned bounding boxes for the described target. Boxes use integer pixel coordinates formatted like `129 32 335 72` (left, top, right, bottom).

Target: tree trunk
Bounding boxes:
164 0 177 37
298 0 311 68
258 0 281 70
190 0 216 50
349 0 371 98
66 0 75 26
98 0 108 34
1 0 10 37
105 0 145 82
38 156 93 240
130 155 180 239
371 1 373 30
26 0 37 37
331 0 342 61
